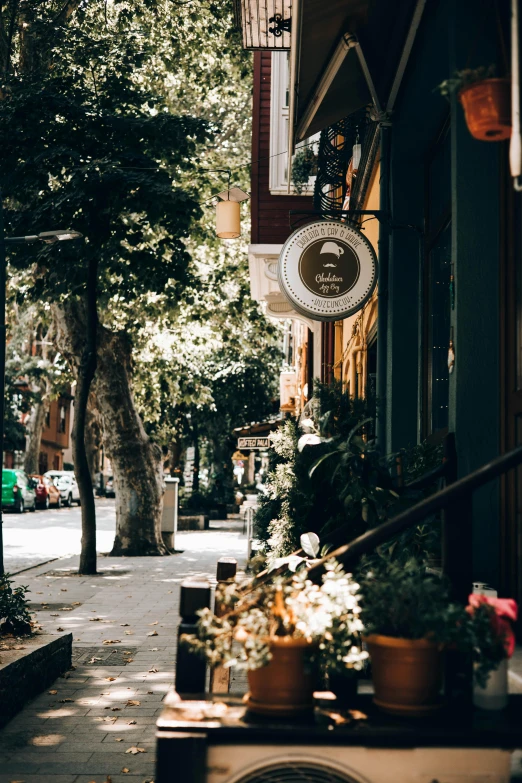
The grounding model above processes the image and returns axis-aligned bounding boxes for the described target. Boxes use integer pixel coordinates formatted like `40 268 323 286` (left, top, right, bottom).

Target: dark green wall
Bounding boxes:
385 0 502 586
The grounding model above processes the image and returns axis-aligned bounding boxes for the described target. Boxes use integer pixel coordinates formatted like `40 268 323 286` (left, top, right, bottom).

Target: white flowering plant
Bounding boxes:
183 560 368 673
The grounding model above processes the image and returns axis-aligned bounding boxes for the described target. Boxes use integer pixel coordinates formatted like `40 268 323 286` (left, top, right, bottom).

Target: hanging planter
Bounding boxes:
458 78 511 141
437 67 511 142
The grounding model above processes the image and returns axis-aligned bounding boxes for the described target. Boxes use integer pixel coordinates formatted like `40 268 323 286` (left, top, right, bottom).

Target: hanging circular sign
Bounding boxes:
278 220 378 321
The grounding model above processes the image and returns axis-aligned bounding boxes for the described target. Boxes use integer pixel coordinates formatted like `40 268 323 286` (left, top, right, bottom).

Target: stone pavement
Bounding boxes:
0 519 248 783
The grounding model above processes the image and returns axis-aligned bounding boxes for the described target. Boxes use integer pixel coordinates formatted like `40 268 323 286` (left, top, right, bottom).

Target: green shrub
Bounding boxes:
0 574 32 636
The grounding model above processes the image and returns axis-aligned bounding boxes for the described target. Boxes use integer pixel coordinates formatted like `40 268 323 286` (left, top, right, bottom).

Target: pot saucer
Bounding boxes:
245 693 314 718
373 697 443 717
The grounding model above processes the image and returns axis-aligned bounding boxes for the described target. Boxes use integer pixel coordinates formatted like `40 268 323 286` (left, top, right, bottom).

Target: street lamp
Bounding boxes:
0 216 83 575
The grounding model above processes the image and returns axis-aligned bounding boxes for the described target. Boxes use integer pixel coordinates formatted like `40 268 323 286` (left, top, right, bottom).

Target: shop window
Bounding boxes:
423 121 451 437
59 404 66 433
269 52 319 194
45 409 50 429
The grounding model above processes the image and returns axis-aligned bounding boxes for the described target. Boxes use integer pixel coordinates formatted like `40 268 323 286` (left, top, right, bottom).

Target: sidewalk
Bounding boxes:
0 519 247 783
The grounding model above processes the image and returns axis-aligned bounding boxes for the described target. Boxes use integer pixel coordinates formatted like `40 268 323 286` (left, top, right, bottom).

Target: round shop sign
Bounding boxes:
278 220 378 321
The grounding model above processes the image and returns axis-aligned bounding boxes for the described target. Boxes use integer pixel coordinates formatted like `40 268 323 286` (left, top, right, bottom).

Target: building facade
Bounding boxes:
236 0 522 608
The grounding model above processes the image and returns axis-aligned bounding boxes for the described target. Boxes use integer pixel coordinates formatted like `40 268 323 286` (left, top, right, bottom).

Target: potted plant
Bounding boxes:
467 593 518 710
359 559 467 716
437 66 511 141
184 561 367 716
291 146 318 194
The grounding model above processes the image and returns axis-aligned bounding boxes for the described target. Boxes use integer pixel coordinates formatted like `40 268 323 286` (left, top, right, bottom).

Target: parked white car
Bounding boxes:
44 471 81 507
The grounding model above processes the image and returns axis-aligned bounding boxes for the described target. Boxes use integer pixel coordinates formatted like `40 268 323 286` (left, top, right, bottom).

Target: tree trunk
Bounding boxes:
53 259 98 575
23 395 49 475
193 424 200 492
95 324 167 556
74 255 98 574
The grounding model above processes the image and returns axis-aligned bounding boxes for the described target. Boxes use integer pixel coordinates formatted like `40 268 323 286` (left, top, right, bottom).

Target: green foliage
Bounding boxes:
436 65 497 98
0 4 211 309
255 383 396 564
291 146 317 194
184 560 367 672
0 574 32 636
467 601 510 688
359 558 466 643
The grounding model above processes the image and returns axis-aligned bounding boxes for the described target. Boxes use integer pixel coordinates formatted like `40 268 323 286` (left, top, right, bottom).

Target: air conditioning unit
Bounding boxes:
156 701 512 783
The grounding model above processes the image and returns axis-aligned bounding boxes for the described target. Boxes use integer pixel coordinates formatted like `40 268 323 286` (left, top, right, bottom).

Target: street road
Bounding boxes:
3 498 117 575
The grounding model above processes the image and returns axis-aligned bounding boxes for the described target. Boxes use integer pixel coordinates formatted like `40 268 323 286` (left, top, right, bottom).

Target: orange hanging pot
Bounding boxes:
246 636 316 717
458 78 511 141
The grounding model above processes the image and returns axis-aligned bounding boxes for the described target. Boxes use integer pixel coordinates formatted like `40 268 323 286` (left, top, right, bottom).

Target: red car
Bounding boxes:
31 475 62 510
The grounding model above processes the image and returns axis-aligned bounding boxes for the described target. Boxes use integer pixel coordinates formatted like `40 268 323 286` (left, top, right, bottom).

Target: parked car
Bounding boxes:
2 469 37 513
104 476 115 498
44 471 81 507
31 474 62 510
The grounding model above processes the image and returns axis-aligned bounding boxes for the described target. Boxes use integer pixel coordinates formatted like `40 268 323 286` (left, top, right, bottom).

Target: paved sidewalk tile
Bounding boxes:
0 519 246 781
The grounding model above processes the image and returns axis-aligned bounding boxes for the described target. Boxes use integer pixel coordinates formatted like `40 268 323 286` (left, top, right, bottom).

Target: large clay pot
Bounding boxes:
458 78 511 141
365 634 443 716
246 637 315 717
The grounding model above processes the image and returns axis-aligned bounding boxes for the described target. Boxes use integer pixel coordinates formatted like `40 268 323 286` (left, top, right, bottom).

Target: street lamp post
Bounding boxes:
0 198 82 575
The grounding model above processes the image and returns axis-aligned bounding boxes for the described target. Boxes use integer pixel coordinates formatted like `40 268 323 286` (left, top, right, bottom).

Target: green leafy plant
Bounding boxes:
183 560 368 673
436 65 497 98
255 383 379 565
291 146 318 193
0 574 32 636
358 558 466 644
466 595 518 688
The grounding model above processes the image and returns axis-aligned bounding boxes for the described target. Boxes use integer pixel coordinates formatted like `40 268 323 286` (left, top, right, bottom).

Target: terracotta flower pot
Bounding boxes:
246 637 315 717
365 634 443 716
458 78 511 141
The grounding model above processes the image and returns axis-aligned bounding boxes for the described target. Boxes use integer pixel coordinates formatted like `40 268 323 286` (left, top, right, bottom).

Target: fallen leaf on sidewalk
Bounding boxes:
147 691 153 695
126 747 146 754
124 631 133 635
121 768 130 774
126 700 140 706
72 602 81 606
115 738 124 742
50 613 59 617
56 628 64 632
150 648 158 652
60 607 72 611
60 589 67 592
121 623 130 627
149 622 158 626
103 640 121 645
105 677 116 682
111 707 122 712
89 618 101 622
147 631 158 637
88 657 102 664
124 658 133 663
105 777 112 783
48 690 57 695
148 668 158 673
128 720 137 725
123 651 132 654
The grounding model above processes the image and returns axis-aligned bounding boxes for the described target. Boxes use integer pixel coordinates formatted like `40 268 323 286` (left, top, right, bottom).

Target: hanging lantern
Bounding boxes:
214 182 250 240
216 200 241 239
